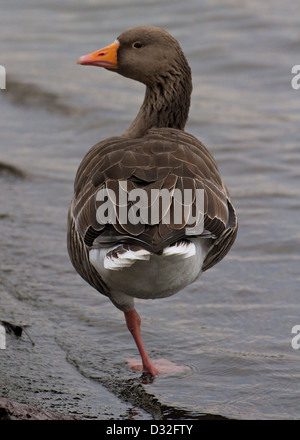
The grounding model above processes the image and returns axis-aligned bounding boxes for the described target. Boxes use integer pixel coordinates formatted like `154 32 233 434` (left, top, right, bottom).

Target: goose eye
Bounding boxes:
132 41 143 49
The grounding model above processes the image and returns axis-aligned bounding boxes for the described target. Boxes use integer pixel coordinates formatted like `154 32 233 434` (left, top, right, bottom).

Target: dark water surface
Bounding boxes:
0 0 299 420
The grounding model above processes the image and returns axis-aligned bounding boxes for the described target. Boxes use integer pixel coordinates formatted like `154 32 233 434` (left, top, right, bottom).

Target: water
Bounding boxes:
0 0 299 420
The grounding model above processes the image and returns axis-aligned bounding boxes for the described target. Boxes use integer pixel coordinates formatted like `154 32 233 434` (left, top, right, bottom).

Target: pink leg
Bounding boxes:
124 309 160 377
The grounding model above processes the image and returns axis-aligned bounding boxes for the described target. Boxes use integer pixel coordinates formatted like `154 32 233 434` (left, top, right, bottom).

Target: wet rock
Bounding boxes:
0 397 78 420
1 320 35 345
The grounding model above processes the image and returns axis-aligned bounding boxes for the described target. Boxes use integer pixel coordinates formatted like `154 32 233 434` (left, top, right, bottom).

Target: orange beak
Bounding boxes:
77 40 119 69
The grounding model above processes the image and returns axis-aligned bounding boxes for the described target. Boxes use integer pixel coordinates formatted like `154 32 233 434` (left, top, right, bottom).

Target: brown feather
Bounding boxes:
70 129 236 260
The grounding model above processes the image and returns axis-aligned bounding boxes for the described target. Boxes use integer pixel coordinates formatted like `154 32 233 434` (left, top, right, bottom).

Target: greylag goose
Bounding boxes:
68 26 237 377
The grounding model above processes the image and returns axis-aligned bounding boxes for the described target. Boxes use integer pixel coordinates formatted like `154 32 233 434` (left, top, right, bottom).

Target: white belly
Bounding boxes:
89 238 207 300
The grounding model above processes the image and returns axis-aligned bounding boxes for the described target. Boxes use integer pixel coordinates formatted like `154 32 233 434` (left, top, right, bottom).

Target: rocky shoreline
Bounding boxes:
0 397 77 420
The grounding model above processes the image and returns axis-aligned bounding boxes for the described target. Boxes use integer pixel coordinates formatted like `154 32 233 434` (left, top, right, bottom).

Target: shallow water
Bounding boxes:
0 0 300 420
